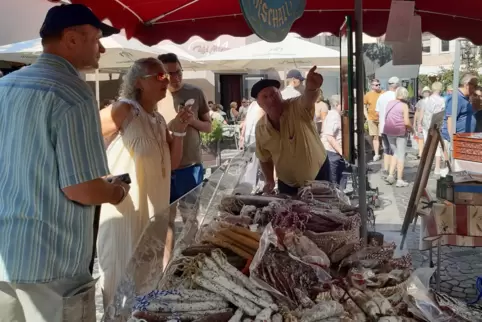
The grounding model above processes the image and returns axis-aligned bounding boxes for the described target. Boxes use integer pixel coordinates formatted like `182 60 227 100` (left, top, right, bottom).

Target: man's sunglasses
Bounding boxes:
372 83 380 87
142 73 169 81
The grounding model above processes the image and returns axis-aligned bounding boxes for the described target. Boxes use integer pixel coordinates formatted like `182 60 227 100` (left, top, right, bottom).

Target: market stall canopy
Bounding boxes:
0 35 199 70
54 0 482 46
375 60 452 79
197 36 340 70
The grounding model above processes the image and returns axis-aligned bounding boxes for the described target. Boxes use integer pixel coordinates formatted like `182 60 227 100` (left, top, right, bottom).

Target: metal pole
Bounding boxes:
355 0 368 243
451 40 461 164
95 69 100 108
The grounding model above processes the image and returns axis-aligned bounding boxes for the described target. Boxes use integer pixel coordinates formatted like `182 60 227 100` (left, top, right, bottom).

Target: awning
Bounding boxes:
0 35 199 69
198 36 340 70
54 0 482 46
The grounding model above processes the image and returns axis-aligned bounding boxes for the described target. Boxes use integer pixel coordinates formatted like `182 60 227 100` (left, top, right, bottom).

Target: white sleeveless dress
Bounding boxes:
97 98 172 308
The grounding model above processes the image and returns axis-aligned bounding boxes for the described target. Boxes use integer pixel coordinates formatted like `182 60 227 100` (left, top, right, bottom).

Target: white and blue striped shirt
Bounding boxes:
0 53 110 283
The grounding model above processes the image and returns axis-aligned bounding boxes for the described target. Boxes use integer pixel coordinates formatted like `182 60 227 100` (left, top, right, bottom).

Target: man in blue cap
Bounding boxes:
0 4 129 321
281 69 305 99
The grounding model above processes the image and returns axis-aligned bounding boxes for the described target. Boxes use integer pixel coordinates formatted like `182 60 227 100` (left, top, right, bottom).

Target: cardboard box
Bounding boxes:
454 182 482 205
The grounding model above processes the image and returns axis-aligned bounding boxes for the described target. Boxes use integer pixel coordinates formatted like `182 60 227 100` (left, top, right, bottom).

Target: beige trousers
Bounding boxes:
0 274 96 322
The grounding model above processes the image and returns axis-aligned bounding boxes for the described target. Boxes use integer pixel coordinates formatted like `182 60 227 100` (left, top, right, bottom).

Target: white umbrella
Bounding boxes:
0 35 198 70
198 36 340 70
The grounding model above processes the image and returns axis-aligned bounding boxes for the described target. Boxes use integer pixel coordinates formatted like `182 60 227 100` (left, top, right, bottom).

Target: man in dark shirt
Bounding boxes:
158 53 212 206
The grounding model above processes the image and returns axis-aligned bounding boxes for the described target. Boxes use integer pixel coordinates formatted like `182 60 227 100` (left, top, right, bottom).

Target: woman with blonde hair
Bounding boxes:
230 101 239 122
383 87 414 187
98 57 192 309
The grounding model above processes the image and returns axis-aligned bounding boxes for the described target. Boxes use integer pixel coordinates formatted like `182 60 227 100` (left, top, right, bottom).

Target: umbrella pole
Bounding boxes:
95 69 100 108
354 0 368 244
450 40 461 162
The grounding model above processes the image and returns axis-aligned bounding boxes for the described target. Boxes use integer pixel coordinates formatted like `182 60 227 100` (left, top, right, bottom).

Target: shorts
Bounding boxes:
422 129 450 159
381 134 394 156
170 164 204 204
0 274 96 322
386 135 408 160
367 120 379 136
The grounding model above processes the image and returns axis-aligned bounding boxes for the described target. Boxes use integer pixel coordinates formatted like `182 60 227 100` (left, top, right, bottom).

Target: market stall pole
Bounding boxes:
451 39 461 160
354 0 368 243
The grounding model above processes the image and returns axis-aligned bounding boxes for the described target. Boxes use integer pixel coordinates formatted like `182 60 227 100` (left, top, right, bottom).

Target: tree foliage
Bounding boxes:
418 40 482 92
363 43 393 67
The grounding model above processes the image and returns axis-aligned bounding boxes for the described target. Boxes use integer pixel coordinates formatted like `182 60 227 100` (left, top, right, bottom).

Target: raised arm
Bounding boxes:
302 66 323 106
188 92 212 133
100 101 132 137
165 109 192 170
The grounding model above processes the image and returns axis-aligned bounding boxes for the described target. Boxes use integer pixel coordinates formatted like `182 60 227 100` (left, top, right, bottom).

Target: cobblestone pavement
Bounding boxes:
369 153 482 303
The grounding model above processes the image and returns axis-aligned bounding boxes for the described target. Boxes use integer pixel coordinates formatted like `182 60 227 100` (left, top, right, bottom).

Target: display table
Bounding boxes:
420 202 482 251
453 159 482 173
419 201 482 290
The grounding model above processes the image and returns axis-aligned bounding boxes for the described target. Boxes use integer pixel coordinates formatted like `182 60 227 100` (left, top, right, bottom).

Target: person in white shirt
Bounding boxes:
376 76 399 177
281 69 304 99
239 99 276 191
240 100 264 149
421 82 447 176
209 104 227 124
238 98 249 121
321 95 345 184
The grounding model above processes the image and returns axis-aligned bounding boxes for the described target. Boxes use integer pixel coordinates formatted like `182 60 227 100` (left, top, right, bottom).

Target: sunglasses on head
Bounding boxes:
142 73 169 81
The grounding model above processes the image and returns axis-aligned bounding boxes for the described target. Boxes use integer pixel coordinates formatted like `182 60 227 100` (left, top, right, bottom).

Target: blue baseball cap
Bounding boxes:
40 4 120 38
287 69 305 81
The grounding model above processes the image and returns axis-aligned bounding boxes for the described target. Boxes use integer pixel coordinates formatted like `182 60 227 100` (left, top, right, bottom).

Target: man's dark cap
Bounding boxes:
287 69 305 81
40 4 120 38
251 79 281 98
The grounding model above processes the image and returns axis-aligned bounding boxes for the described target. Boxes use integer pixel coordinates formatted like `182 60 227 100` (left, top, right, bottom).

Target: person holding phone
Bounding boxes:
158 53 212 209
98 57 193 309
0 4 130 321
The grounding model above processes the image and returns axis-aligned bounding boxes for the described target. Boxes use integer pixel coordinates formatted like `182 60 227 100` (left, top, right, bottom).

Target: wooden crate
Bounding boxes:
453 133 482 163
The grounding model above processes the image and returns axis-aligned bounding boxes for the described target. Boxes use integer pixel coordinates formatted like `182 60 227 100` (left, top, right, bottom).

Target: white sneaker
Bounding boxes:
385 175 396 184
373 155 381 162
396 180 409 187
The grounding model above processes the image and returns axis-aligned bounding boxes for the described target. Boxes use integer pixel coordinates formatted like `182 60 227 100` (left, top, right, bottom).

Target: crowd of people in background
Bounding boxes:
364 73 482 188
4 5 482 322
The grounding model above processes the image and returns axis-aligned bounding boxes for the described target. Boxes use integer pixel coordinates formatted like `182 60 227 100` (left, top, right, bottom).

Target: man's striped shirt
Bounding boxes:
0 53 109 283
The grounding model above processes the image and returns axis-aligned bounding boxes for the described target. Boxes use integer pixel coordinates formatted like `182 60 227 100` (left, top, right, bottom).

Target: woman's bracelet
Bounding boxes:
172 131 187 137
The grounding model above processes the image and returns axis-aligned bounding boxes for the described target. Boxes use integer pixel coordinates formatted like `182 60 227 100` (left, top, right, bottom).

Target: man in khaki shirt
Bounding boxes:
254 66 329 195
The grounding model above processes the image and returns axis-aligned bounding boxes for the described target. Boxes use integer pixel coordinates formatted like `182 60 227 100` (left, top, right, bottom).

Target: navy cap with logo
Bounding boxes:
40 4 120 39
287 69 305 81
250 79 281 98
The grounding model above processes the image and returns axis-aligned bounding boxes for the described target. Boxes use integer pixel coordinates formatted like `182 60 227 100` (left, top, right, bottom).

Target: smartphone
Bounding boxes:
107 173 131 184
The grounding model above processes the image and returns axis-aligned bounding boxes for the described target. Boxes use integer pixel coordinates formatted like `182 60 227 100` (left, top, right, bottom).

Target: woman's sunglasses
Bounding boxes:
142 73 169 81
